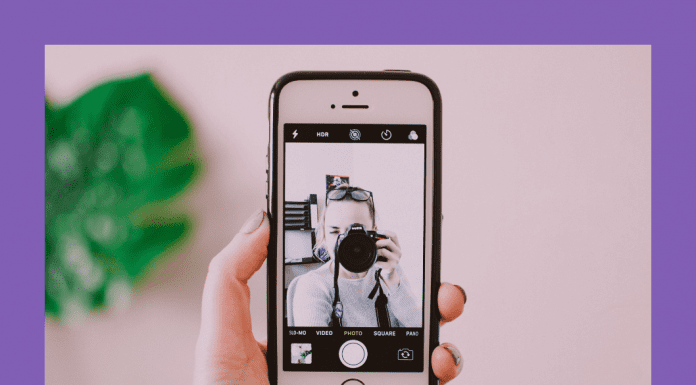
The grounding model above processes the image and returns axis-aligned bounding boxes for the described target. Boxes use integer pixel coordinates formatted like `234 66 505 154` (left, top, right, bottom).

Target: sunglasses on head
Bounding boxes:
326 187 373 204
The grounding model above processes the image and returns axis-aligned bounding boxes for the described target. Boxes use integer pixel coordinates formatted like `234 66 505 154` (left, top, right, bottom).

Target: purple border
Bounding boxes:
1 0 694 383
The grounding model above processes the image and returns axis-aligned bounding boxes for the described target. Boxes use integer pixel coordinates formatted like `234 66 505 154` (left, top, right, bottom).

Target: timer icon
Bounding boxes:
381 130 392 140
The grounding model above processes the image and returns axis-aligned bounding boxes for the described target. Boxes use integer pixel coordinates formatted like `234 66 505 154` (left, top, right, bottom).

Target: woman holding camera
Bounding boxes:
290 185 422 327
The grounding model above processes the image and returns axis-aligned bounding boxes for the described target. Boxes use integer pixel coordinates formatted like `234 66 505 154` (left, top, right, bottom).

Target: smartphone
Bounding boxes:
267 71 441 385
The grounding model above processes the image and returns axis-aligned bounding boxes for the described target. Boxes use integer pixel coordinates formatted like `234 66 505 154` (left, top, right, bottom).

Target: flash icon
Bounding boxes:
293 130 298 139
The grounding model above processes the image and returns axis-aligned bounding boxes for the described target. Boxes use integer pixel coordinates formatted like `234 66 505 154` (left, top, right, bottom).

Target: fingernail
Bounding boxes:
444 345 461 367
240 210 267 234
454 284 467 305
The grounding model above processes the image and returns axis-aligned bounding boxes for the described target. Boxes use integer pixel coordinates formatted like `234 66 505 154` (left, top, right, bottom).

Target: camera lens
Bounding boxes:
331 104 335 109
335 224 379 273
352 90 359 97
337 235 377 273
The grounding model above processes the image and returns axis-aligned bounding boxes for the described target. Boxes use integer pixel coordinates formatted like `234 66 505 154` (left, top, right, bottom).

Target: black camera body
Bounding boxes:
334 223 389 273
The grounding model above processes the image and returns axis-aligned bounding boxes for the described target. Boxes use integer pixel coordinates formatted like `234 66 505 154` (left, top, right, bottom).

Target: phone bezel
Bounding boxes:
268 71 442 385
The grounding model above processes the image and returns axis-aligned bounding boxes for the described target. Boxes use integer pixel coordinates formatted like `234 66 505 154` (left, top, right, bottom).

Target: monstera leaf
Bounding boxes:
45 74 201 319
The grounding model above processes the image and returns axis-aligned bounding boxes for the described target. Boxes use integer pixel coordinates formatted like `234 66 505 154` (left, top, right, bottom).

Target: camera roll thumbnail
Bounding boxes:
291 343 313 364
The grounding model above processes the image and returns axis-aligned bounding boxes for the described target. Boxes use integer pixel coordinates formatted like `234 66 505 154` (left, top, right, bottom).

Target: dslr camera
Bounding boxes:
334 223 390 273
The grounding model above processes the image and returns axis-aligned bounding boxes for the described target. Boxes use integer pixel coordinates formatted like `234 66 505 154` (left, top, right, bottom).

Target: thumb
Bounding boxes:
196 209 270 360
209 209 270 284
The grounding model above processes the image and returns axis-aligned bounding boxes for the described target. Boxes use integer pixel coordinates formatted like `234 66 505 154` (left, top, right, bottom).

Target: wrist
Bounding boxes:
385 269 400 290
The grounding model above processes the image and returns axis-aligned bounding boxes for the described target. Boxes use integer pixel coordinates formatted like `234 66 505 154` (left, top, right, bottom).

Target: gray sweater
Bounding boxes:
292 262 422 327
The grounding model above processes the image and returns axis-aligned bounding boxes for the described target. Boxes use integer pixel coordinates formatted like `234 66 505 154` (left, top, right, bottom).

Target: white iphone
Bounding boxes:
266 71 442 385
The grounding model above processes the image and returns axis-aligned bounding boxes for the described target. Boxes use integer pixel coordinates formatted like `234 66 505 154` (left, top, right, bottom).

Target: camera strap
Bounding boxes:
330 259 343 328
368 268 391 328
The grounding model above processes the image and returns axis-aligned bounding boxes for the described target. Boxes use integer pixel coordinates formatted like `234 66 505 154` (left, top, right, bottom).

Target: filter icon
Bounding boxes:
408 130 419 140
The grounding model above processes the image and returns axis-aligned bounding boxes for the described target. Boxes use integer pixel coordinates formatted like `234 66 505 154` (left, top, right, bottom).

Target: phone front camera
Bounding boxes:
352 90 359 97
331 104 336 109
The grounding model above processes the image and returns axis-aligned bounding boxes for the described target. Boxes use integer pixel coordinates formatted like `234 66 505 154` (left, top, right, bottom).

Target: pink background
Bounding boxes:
45 46 651 384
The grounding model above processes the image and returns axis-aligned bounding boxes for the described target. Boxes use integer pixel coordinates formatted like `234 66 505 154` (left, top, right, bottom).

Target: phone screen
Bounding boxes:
283 123 426 372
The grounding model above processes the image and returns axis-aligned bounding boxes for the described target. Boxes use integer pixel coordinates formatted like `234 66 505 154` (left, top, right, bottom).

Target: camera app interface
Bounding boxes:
283 124 425 372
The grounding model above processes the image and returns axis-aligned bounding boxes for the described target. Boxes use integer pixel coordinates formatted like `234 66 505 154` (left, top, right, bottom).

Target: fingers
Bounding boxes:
376 238 401 271
196 209 270 363
375 238 400 254
432 343 463 384
379 230 401 248
376 247 400 264
257 339 268 359
208 209 270 284
439 283 466 326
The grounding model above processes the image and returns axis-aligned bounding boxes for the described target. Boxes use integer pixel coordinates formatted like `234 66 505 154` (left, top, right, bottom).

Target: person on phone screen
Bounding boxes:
290 185 422 327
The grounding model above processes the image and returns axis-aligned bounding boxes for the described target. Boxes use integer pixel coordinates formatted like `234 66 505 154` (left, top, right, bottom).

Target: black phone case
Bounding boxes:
267 71 442 385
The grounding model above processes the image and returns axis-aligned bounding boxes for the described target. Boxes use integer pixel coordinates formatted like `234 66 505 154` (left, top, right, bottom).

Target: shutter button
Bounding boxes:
339 340 368 368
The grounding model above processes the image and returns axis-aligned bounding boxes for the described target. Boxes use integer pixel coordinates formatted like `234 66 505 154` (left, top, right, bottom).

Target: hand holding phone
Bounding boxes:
193 209 466 385
195 71 466 385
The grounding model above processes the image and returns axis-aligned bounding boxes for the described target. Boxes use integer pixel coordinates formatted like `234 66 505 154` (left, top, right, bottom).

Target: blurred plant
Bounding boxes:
45 73 201 320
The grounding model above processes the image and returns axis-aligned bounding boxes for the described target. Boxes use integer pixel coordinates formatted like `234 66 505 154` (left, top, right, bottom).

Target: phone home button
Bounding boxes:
341 380 365 385
339 340 368 369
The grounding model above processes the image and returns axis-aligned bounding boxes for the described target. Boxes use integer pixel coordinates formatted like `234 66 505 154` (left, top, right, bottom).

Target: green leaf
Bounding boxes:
146 162 199 202
45 73 201 319
121 219 190 279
